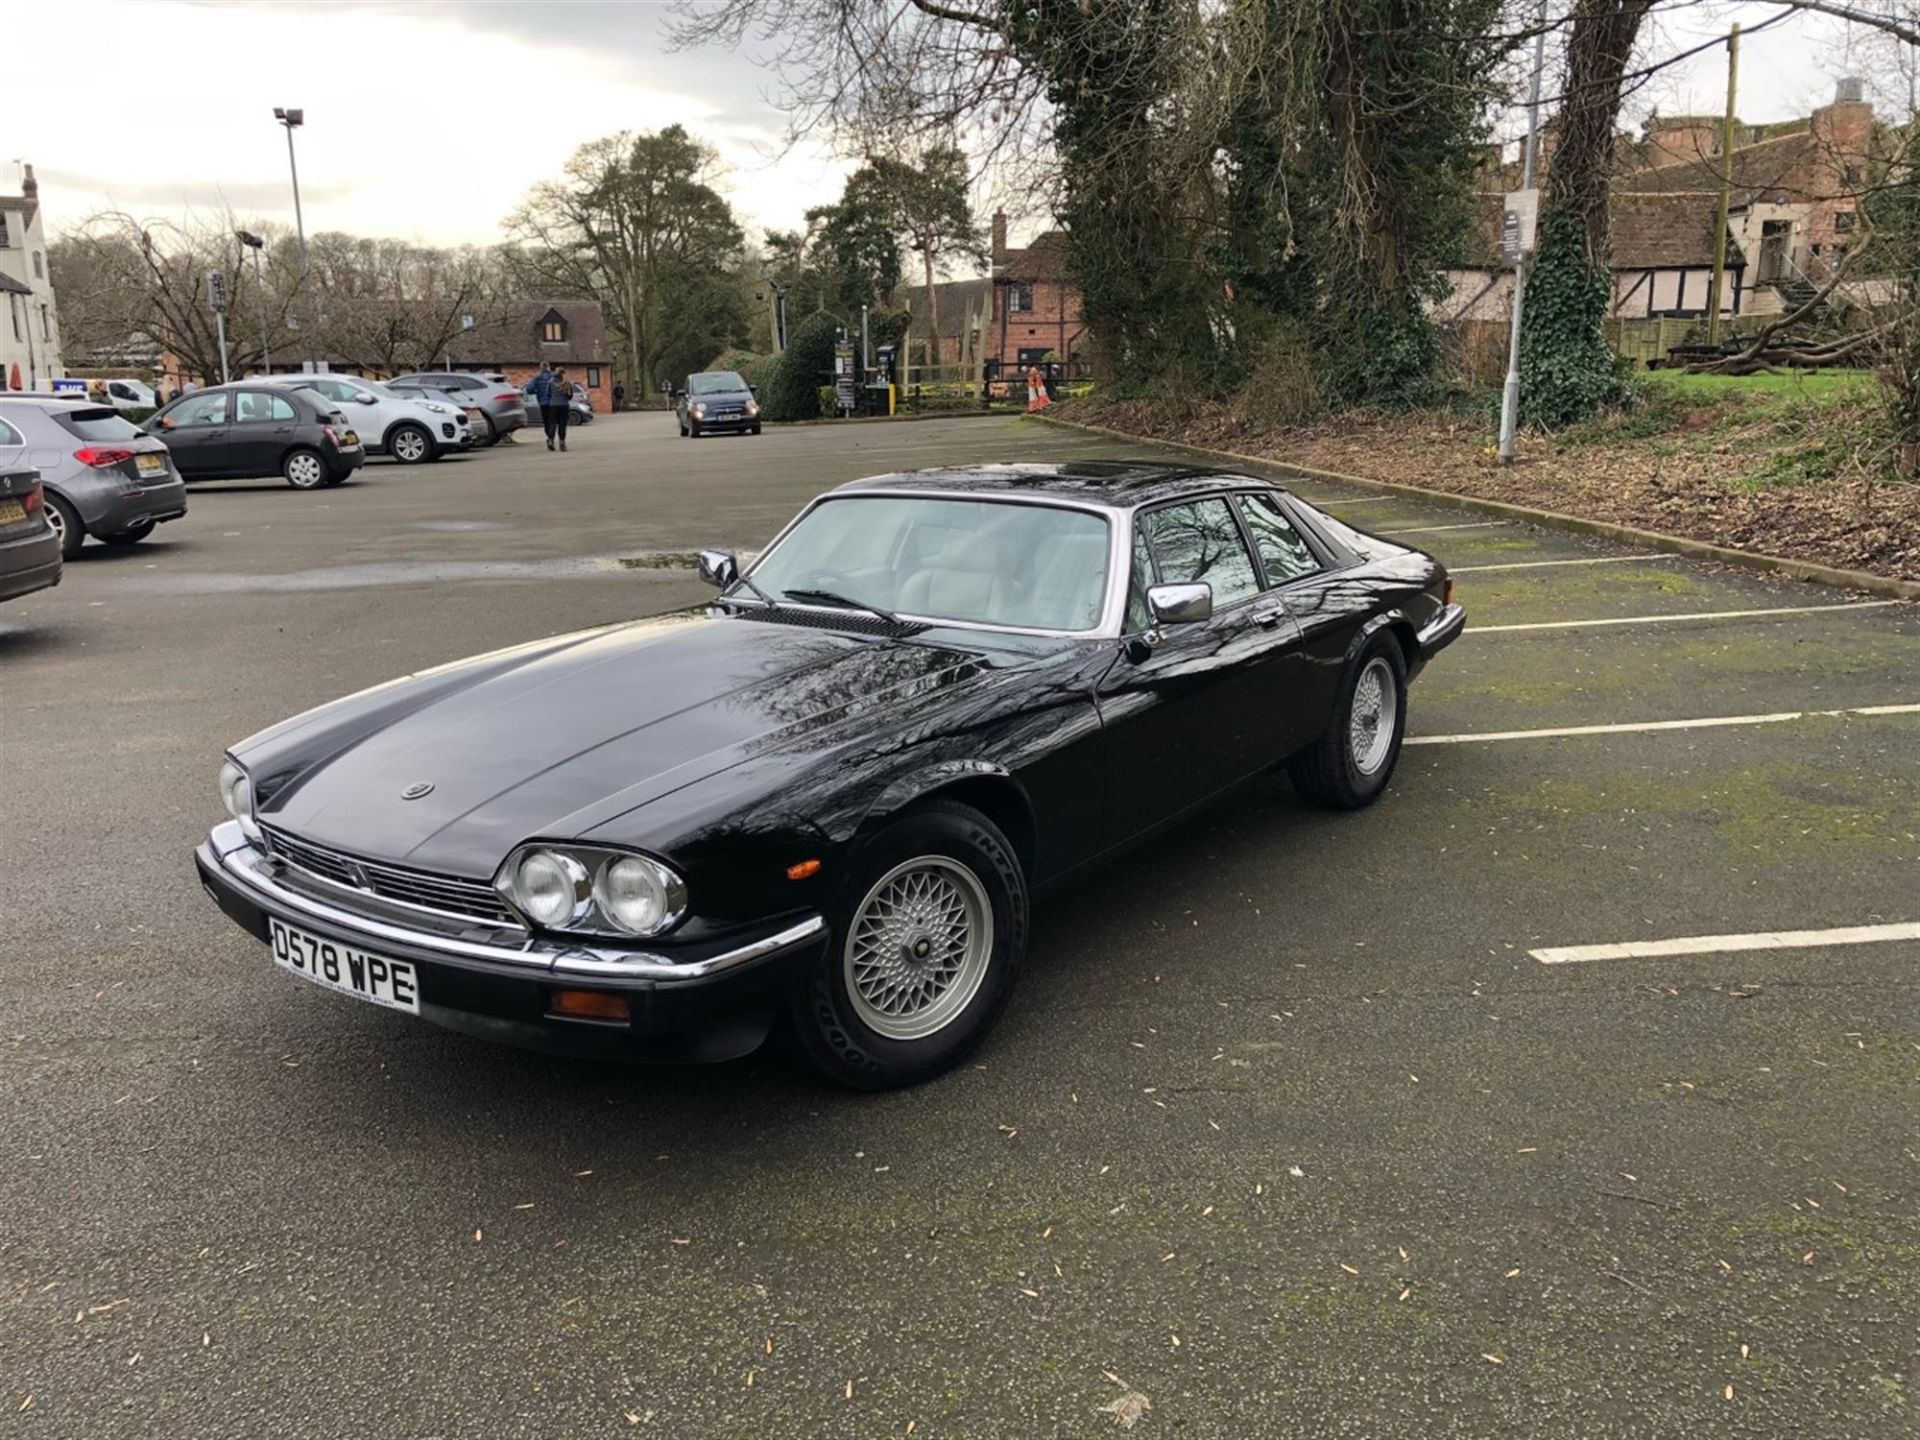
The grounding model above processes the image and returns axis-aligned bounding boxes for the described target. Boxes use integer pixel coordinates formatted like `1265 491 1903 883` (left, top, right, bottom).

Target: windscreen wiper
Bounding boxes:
782 588 903 625
730 571 780 608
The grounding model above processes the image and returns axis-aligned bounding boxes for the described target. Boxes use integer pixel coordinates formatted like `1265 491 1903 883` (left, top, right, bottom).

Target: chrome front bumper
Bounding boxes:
194 820 825 990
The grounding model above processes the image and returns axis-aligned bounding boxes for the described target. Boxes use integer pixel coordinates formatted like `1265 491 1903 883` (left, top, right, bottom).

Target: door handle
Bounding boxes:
1255 608 1284 630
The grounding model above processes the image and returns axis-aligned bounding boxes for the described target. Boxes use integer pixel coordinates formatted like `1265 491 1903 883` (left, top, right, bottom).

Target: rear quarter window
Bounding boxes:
52 407 143 442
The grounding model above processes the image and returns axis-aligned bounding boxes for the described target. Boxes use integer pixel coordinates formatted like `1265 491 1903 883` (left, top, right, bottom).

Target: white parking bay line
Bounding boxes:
1531 922 1920 965
1451 554 1681 574
1406 702 1920 746
1471 600 1900 634
1379 521 1511 535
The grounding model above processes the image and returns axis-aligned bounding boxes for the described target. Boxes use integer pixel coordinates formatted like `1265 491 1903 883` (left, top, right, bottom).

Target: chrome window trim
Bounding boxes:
733 489 1129 639
204 821 824 985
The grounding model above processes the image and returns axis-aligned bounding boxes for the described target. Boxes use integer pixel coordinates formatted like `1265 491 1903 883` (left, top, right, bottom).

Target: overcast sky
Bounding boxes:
4 0 1896 257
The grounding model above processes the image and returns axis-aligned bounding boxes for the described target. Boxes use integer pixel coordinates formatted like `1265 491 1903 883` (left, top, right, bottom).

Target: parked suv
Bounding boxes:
261 375 471 463
388 372 526 445
0 396 189 556
143 384 364 489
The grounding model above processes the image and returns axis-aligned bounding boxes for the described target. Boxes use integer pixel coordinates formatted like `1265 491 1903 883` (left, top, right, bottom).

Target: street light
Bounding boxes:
273 107 308 275
236 230 269 373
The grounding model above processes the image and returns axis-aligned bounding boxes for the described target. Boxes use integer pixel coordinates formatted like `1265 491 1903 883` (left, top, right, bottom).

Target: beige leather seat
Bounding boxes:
897 532 1016 622
1025 529 1107 630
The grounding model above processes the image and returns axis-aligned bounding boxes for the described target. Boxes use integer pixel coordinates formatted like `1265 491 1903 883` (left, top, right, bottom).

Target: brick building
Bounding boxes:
446 299 615 410
898 278 993 367
989 214 1086 371
1446 79 1883 324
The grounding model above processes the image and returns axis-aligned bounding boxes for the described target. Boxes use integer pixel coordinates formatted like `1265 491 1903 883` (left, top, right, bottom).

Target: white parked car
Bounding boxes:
100 378 157 412
257 375 472 463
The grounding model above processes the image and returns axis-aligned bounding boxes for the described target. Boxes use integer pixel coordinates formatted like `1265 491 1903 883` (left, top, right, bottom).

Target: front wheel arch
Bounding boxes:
856 765 1036 883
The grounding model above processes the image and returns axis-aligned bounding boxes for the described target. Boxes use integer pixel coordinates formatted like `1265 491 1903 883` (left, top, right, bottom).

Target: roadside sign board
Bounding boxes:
1501 188 1539 264
834 337 855 413
206 271 229 313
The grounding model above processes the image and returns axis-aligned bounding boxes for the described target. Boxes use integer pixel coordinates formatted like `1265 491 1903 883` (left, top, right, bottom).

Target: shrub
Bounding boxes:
761 311 848 422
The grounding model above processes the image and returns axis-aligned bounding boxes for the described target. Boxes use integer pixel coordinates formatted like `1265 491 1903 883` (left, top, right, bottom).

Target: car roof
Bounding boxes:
830 461 1284 509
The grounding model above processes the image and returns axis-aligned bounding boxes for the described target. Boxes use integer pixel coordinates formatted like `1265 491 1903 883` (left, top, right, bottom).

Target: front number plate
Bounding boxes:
268 917 420 1014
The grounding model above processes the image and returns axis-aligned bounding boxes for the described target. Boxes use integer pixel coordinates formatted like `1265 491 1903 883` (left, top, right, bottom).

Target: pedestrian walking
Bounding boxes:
527 362 560 451
545 365 573 452
612 381 625 412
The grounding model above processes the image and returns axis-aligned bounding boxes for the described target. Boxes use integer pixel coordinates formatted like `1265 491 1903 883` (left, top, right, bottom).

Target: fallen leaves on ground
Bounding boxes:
1097 1373 1153 1430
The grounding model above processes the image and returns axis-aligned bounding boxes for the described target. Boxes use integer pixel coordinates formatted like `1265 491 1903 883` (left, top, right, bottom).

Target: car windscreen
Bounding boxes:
745 496 1112 633
51 406 144 442
689 372 747 395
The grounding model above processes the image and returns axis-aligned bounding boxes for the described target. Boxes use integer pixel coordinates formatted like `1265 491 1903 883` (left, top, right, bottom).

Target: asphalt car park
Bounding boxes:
3 411 1916 1437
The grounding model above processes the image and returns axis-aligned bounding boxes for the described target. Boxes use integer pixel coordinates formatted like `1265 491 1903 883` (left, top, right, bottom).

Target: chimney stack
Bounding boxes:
990 210 1008 271
1835 76 1864 104
20 163 36 200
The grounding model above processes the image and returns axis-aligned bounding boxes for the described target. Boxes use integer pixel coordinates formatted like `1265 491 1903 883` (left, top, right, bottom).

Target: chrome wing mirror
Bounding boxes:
697 548 739 589
1146 582 1212 627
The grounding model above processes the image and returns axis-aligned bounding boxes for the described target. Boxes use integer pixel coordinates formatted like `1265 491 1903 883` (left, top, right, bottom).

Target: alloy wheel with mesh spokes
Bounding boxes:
1347 656 1399 776
844 855 995 1042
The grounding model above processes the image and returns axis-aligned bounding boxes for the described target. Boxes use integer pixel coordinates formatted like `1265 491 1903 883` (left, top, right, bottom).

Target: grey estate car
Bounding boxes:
387 372 527 444
0 396 188 557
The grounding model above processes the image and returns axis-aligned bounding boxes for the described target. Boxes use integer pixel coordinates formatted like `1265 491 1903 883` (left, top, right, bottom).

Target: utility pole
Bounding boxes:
1497 0 1549 466
1705 23 1741 345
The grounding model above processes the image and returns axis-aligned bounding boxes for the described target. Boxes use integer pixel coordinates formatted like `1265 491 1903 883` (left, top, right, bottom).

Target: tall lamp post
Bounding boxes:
273 107 308 275
235 231 269 374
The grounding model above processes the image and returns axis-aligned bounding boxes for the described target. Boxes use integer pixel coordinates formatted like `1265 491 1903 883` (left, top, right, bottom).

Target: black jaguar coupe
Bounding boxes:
196 461 1464 1088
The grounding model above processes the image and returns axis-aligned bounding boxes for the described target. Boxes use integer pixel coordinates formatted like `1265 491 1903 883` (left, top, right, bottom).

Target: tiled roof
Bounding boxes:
1464 190 1744 270
996 230 1071 281
898 278 993 339
448 299 610 365
1615 130 1822 203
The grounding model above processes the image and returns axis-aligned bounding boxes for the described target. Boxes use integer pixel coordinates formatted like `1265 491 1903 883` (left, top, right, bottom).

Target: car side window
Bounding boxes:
172 393 229 427
235 391 297 424
0 416 22 445
1238 492 1321 585
1143 498 1260 608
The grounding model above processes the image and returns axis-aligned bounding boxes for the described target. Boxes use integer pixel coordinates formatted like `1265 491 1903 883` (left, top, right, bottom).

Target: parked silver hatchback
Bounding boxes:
0 396 189 557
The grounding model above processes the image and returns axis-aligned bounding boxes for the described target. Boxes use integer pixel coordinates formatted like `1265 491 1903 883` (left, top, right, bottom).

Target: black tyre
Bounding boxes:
789 800 1028 1090
387 423 432 465
481 415 502 447
687 421 701 439
100 521 154 547
678 418 688 437
1289 630 1409 810
44 493 83 558
751 424 763 436
282 448 329 490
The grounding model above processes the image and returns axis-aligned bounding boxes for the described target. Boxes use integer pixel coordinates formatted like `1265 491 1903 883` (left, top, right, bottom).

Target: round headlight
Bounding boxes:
745 400 760 417
691 402 706 419
513 849 590 928
596 855 688 936
218 760 251 822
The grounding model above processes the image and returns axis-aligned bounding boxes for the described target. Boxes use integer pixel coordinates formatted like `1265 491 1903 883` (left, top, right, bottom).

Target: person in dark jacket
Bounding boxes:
544 365 572 451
